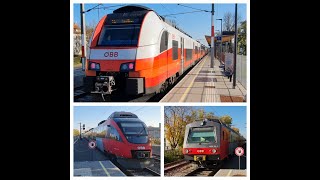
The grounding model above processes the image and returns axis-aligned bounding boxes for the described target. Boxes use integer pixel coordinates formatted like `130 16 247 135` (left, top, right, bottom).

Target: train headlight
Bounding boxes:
211 149 217 154
89 62 100 71
120 62 135 72
128 62 134 70
121 63 128 71
186 149 189 153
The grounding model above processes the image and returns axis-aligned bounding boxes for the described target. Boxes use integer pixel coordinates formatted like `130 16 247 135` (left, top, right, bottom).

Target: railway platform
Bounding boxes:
214 169 246 177
74 160 126 176
160 54 246 102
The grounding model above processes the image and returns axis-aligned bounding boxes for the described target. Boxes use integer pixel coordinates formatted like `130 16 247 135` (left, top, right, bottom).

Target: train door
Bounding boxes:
181 37 184 74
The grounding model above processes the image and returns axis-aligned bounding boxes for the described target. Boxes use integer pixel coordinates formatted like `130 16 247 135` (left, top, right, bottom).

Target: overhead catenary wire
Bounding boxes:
133 106 146 113
162 10 207 17
84 4 102 13
84 4 126 13
177 4 211 13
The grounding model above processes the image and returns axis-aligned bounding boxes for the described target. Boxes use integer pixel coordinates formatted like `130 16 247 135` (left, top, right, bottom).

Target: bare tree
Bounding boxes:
166 19 179 28
231 13 242 31
223 12 242 31
223 12 233 31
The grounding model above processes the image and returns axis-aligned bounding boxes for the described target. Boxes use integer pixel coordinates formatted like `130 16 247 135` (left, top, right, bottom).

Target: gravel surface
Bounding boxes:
148 158 160 174
165 163 198 176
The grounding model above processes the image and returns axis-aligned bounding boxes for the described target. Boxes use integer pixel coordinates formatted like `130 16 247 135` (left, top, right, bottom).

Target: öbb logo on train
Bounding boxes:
104 51 119 57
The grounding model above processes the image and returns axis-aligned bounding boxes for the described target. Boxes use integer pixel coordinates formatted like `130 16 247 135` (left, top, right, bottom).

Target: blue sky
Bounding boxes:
74 106 161 131
192 106 247 138
73 3 247 46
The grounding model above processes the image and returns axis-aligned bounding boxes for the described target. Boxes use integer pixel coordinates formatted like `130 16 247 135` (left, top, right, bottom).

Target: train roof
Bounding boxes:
95 112 143 127
112 4 206 43
113 4 152 13
109 111 138 118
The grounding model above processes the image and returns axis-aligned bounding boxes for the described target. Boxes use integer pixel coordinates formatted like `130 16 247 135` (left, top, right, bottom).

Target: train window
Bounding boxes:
186 49 192 60
187 127 217 143
97 25 140 46
119 122 149 144
172 40 178 60
100 125 106 138
195 46 198 54
111 126 122 141
160 31 168 53
223 131 225 140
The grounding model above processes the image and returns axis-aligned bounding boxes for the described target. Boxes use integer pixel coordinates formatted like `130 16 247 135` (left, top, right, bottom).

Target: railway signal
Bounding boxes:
88 140 96 149
83 124 85 130
235 146 244 170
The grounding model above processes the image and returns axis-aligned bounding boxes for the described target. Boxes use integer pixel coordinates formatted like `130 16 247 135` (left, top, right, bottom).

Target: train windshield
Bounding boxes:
119 122 148 144
97 25 140 46
187 127 217 143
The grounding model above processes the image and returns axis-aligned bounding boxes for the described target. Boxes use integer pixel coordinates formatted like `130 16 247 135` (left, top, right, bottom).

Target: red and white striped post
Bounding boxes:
80 3 87 71
210 4 215 68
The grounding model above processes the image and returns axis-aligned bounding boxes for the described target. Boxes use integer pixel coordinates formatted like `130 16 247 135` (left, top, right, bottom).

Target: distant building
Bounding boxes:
147 126 160 139
73 23 81 56
205 31 236 63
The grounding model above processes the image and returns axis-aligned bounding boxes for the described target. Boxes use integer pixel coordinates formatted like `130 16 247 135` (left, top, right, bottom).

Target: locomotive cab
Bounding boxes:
84 5 152 96
183 119 221 167
182 119 246 168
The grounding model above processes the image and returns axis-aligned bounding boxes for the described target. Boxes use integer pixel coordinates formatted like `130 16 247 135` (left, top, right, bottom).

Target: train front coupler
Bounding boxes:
91 76 116 98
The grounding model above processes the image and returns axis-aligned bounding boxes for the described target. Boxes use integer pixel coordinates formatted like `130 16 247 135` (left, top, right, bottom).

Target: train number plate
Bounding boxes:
194 155 206 161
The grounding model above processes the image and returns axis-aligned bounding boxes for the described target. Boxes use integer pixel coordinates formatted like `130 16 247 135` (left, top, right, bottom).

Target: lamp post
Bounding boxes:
80 4 87 71
215 30 220 60
210 4 215 69
216 18 222 65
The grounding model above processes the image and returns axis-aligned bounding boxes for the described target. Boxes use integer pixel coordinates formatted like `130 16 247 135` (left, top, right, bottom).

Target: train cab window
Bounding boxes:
187 127 217 143
160 31 168 53
106 125 122 142
172 40 178 60
97 25 140 46
119 122 149 144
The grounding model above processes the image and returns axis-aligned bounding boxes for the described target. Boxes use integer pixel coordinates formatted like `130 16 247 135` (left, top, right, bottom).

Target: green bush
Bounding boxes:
74 56 81 66
164 148 184 163
151 138 161 145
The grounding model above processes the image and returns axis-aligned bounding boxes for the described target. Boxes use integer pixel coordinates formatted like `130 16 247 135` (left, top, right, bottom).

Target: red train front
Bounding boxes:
83 5 208 97
182 119 245 167
84 111 152 169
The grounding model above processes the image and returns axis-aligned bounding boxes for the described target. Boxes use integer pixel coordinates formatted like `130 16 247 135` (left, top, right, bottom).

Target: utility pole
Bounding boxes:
220 19 222 66
210 4 215 69
216 18 223 66
79 123 82 139
80 3 87 71
233 4 238 89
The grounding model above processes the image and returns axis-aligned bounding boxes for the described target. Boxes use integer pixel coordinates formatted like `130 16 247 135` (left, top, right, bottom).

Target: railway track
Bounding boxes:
164 160 190 172
74 88 155 102
152 154 161 161
185 168 219 176
184 162 222 176
125 167 160 176
111 158 160 176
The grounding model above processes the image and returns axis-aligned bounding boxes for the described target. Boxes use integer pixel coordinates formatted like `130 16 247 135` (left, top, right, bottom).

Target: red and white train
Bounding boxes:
183 119 246 167
83 5 208 96
83 111 152 169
